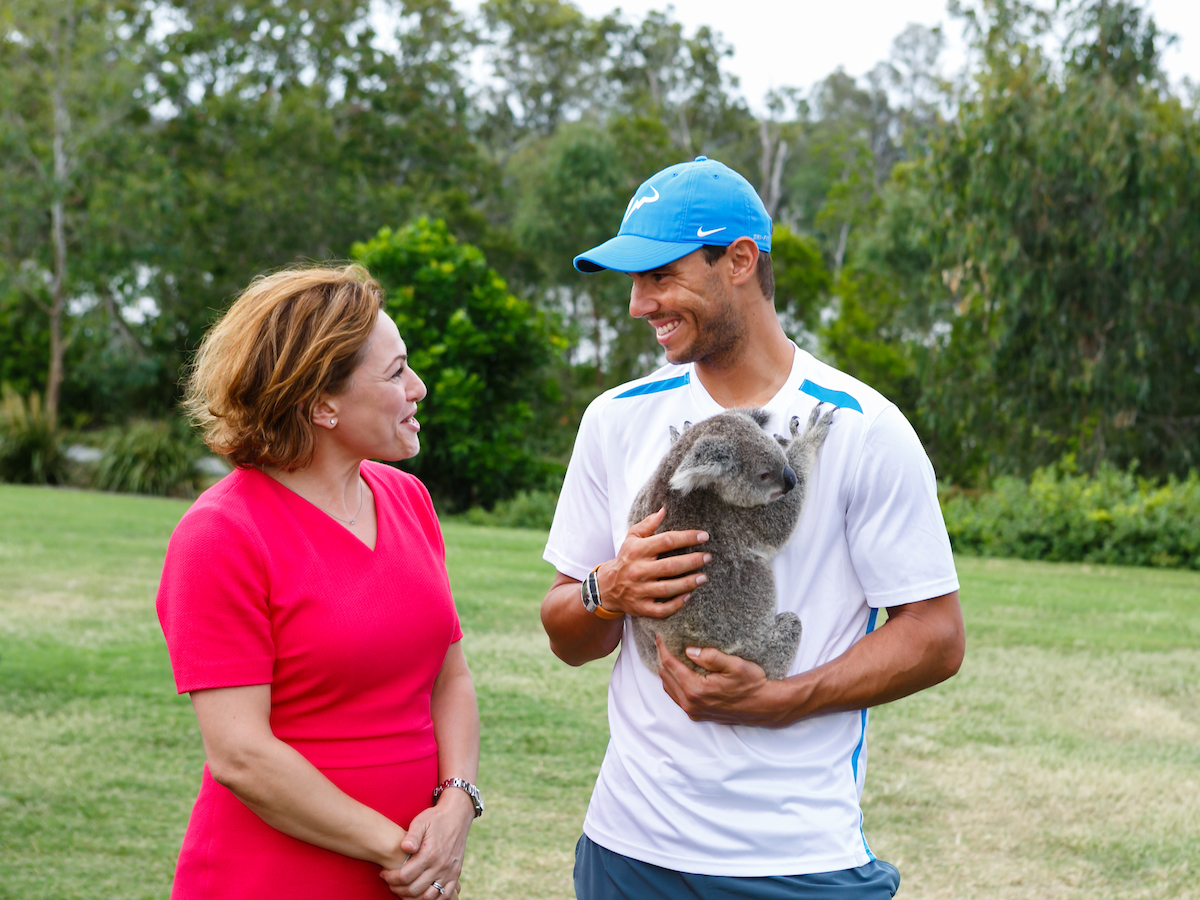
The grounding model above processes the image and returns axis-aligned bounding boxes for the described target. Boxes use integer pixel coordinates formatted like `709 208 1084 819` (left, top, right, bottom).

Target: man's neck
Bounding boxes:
693 326 796 409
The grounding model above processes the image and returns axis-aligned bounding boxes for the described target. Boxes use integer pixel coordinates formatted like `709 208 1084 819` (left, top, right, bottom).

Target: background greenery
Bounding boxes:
3 0 1197 512
1 485 1197 899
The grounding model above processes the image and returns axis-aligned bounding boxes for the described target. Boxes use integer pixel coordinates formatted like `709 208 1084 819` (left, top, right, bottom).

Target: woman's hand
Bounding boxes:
378 789 475 898
380 640 480 898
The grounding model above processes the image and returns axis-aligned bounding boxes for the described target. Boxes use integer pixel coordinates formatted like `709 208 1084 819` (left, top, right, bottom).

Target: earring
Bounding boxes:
329 418 337 427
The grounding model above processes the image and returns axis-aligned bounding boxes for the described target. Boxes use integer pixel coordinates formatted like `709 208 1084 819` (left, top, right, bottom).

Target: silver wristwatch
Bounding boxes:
432 777 484 818
580 567 602 614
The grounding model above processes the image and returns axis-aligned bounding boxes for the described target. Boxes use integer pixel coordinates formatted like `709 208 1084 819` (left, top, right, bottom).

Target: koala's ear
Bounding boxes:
669 437 734 495
669 425 681 444
749 408 771 428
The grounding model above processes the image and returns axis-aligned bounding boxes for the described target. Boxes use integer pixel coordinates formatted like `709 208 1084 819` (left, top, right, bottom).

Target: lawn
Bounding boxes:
0 483 1197 899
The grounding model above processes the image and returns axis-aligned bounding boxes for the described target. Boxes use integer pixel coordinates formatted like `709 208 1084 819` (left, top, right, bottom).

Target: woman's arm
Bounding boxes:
380 641 480 899
189 685 409 868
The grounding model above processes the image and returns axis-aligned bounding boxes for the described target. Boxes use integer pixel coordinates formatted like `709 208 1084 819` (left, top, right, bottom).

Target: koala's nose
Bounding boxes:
781 465 797 494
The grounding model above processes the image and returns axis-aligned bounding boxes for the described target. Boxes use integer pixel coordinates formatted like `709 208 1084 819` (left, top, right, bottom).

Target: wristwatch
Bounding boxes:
432 777 484 818
581 564 623 620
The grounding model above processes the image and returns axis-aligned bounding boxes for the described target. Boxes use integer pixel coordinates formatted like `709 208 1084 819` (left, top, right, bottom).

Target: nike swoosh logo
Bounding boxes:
696 226 726 238
623 186 660 222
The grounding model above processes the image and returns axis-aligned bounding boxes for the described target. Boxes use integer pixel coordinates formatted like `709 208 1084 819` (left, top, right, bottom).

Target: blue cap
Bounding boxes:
574 157 772 274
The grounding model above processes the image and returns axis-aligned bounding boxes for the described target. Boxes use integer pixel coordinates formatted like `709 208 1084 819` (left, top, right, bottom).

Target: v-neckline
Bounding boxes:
686 343 807 420
260 465 382 553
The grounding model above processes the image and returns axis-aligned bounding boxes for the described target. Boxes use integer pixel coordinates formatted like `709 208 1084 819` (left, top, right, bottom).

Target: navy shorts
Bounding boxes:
574 834 901 900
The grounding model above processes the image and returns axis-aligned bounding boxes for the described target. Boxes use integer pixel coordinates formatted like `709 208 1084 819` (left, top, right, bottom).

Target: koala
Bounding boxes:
628 404 835 680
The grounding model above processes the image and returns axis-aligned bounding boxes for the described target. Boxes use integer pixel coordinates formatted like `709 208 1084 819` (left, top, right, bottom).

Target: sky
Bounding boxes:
456 0 1200 112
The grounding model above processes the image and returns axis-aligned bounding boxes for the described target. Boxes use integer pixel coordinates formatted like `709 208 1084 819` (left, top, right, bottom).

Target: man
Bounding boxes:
540 156 965 898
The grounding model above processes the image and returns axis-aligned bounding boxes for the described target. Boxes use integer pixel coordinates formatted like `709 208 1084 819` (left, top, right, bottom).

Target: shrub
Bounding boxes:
941 459 1200 569
0 385 67 485
91 420 203 498
353 218 566 512
459 489 559 532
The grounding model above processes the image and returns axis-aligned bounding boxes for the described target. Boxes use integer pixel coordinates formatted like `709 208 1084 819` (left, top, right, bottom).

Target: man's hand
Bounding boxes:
540 507 711 666
596 507 711 618
655 592 964 729
656 635 793 727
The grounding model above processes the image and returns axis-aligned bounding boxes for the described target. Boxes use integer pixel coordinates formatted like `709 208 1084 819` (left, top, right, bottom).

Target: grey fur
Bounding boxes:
628 405 835 679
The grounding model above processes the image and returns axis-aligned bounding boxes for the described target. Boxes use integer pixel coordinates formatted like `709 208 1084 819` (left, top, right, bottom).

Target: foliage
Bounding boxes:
2 0 1199 495
90 419 202 497
822 269 921 413
770 224 829 337
942 459 1200 569
458 489 559 531
511 117 677 387
0 0 159 424
0 386 67 484
354 218 566 511
915 0 1200 481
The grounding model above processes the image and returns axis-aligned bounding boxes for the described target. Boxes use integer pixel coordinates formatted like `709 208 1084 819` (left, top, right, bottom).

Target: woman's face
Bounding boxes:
326 311 427 462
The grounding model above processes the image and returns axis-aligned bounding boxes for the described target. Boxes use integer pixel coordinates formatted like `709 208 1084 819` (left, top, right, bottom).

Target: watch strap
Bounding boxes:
432 777 484 818
583 564 622 620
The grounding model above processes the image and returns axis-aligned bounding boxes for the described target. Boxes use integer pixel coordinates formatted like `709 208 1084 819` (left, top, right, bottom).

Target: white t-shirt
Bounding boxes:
543 345 960 877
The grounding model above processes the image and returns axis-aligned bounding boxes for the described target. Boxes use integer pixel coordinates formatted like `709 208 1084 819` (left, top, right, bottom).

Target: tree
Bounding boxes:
0 0 154 424
917 0 1200 479
477 0 617 149
143 0 485 369
770 224 829 341
353 218 565 511
608 10 755 165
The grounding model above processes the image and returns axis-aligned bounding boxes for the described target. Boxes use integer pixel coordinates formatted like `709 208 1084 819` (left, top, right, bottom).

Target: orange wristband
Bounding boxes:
588 563 624 620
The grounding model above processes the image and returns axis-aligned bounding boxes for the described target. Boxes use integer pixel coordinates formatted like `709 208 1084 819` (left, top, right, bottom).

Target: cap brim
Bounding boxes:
573 234 704 273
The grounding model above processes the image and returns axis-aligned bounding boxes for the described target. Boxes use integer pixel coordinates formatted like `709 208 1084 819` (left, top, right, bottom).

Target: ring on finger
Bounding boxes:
431 882 445 895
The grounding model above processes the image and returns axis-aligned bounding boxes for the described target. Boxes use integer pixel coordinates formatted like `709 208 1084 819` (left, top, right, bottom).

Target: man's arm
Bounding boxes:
540 508 713 666
656 590 965 727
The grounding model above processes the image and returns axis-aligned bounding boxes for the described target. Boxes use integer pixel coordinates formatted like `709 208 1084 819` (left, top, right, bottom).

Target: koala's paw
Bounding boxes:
805 404 835 445
807 402 825 430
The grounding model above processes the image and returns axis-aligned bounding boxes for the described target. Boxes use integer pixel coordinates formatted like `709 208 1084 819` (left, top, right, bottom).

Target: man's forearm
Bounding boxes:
775 591 965 724
659 591 965 727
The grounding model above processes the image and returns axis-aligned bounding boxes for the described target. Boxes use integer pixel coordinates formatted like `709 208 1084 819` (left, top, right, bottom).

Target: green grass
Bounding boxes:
1 485 1198 899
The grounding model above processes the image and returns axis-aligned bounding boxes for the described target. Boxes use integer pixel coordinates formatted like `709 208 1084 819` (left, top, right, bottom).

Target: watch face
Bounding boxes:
581 578 598 611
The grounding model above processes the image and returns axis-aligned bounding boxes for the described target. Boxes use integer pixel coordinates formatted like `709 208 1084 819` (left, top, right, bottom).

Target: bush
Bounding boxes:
353 218 566 512
941 459 1200 569
0 385 67 485
91 419 203 497
459 489 559 531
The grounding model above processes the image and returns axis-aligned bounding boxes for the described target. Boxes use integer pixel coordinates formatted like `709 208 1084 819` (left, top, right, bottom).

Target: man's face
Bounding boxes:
628 249 747 368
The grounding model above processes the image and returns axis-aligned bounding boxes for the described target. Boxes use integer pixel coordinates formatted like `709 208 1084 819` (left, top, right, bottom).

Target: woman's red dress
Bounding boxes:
157 462 462 899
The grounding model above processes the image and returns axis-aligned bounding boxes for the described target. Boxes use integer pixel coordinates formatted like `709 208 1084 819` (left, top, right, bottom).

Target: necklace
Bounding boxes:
272 471 365 527
324 478 365 526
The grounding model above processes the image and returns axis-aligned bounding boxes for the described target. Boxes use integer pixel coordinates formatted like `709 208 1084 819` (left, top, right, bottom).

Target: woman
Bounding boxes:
157 265 480 900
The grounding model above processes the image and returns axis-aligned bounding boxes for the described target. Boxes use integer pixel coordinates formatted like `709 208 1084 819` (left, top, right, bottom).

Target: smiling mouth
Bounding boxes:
654 319 681 338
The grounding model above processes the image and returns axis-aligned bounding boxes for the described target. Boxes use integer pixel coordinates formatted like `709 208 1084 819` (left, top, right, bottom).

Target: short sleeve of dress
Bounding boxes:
156 504 275 694
845 404 960 608
544 400 614 582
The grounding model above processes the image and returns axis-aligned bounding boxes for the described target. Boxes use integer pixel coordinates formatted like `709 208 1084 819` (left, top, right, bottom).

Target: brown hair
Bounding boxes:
184 265 385 471
701 243 775 301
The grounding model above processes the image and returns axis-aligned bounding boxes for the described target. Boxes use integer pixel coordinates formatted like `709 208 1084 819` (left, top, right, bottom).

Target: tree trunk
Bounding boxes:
834 221 850 278
46 10 73 428
758 120 790 219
